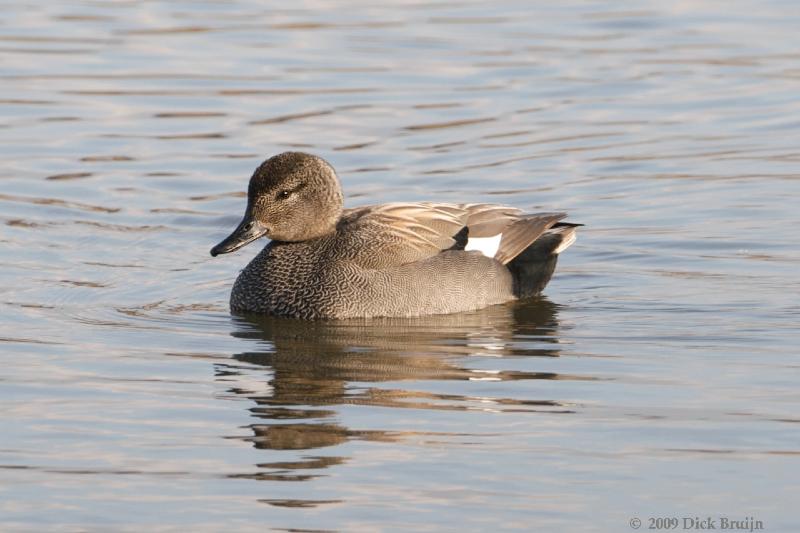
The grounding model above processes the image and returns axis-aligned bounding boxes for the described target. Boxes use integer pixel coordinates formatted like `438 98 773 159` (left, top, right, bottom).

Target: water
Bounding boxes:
2 1 799 531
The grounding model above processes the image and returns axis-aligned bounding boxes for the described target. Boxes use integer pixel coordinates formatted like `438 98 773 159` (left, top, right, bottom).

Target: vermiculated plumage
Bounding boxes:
211 152 579 319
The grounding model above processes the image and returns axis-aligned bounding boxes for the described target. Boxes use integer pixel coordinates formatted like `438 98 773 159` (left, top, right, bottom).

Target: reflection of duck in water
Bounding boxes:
221 300 587 455
231 297 562 382
211 152 579 319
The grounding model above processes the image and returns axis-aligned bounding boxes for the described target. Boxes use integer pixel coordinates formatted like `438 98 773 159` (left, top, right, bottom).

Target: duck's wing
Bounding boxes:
336 203 468 268
459 204 567 265
337 203 567 268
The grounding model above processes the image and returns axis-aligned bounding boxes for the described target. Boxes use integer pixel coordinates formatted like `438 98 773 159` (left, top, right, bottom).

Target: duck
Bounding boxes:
210 152 579 319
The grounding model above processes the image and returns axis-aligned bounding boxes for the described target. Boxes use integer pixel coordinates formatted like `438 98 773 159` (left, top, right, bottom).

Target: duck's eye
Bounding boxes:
276 183 305 201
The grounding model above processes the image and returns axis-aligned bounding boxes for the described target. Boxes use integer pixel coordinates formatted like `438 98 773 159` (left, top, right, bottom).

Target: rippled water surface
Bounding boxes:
2 1 799 531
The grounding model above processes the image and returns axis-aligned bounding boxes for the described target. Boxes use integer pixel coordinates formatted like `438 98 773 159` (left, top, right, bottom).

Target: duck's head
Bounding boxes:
210 152 343 256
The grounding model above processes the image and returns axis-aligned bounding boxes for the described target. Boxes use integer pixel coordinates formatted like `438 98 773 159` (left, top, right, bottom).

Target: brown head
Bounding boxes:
210 152 343 256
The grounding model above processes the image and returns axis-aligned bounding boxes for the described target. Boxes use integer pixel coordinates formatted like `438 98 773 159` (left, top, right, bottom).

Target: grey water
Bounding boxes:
1 1 799 531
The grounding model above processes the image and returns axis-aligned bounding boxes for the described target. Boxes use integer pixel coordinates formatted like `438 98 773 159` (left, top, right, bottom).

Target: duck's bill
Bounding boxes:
210 216 269 256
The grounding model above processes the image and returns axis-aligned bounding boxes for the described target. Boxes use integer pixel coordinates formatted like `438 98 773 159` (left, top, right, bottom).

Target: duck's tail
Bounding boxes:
507 223 580 299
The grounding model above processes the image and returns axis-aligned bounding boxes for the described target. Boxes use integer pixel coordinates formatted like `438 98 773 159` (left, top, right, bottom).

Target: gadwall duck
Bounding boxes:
211 152 579 319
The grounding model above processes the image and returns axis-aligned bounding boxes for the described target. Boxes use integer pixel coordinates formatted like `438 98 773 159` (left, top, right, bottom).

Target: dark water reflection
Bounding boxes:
225 301 579 459
213 301 594 503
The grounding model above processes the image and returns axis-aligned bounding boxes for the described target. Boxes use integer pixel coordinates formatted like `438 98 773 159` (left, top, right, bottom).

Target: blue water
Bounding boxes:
1 1 799 531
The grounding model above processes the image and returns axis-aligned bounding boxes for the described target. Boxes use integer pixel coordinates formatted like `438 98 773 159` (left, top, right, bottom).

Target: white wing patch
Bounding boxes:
465 233 502 258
